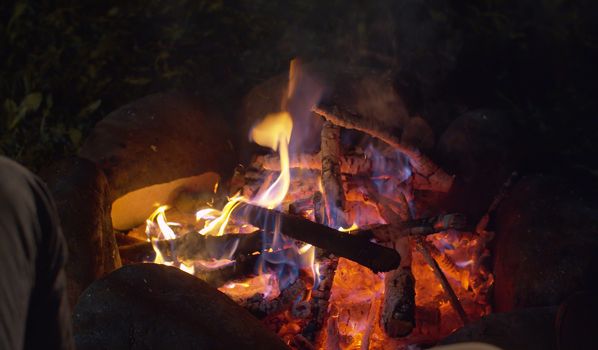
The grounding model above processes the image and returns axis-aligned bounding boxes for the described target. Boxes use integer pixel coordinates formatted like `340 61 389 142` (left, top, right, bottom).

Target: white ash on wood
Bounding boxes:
313 103 454 193
254 152 410 180
365 179 416 337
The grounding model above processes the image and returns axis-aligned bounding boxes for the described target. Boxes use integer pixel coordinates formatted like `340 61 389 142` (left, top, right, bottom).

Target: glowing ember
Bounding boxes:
219 273 280 301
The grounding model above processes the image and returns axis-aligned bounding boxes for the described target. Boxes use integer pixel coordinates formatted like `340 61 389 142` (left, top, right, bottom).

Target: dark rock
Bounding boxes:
493 174 598 312
434 109 516 220
441 306 558 350
555 291 598 350
40 156 120 308
73 263 288 350
80 92 237 202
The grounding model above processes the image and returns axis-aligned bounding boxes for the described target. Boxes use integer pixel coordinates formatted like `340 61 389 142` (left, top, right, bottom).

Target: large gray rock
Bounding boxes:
73 263 289 350
493 173 598 311
80 92 237 202
40 156 120 308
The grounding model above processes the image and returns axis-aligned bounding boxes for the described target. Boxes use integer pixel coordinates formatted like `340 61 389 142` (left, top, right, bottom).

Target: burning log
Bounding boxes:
381 267 416 337
237 278 307 319
320 121 348 227
255 152 409 180
415 237 469 325
300 120 346 345
313 103 454 193
362 213 467 242
365 180 416 338
313 191 325 225
301 254 338 343
232 203 401 273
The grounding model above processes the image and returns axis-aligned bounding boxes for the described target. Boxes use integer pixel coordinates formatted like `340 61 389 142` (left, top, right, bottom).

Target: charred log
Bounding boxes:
313 191 325 225
301 254 338 343
237 278 307 319
381 267 416 337
232 202 401 273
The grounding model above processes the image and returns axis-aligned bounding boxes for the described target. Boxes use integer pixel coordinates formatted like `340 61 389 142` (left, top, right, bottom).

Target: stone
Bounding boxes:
40 156 120 308
493 173 598 311
434 109 516 220
73 263 288 350
79 92 237 202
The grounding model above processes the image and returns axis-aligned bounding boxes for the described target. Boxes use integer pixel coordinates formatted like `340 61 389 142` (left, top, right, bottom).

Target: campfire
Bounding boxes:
112 60 494 349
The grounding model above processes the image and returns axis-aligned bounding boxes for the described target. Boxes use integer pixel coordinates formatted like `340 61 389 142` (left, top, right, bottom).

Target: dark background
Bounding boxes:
1 0 597 172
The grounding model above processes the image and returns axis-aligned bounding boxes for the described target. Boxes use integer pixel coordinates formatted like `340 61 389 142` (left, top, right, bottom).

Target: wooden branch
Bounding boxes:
255 152 410 180
321 121 348 227
232 202 401 273
415 237 469 325
313 103 454 193
362 213 467 243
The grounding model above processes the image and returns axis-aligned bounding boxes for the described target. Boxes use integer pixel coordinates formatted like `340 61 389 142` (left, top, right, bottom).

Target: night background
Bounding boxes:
1 0 597 173
2 1 598 349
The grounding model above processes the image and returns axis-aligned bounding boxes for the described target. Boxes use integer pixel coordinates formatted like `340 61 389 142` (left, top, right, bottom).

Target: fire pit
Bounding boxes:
47 60 598 350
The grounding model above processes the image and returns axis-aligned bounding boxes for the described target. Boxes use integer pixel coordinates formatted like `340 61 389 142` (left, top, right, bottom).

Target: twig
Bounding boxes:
415 237 469 325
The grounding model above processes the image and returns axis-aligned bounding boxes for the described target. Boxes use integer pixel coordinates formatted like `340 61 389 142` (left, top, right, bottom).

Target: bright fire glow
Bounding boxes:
338 222 359 232
249 111 293 209
136 60 494 349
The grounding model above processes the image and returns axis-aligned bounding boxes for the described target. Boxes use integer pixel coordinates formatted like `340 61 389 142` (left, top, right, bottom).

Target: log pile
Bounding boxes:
115 65 472 347
221 94 465 344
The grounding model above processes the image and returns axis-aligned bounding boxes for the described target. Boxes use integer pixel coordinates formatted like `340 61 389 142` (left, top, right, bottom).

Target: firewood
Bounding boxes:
362 213 467 242
381 267 416 337
313 103 454 193
301 254 338 343
365 180 416 337
232 202 401 272
320 121 348 227
312 191 325 225
255 152 409 180
415 237 469 325
237 278 307 319
121 212 462 270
